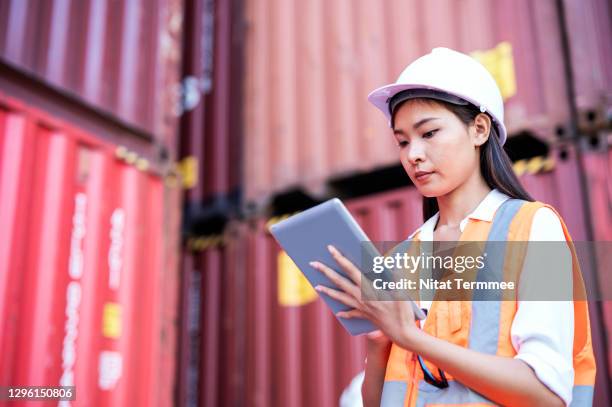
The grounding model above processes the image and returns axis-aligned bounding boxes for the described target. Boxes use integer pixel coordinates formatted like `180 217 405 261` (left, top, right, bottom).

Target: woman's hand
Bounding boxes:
312 245 567 407
310 245 420 346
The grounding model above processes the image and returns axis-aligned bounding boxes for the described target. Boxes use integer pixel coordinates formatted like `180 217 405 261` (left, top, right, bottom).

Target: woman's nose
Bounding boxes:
406 142 426 165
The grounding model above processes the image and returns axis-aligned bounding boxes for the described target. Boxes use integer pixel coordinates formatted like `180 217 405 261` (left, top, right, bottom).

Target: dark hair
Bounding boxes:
392 98 534 222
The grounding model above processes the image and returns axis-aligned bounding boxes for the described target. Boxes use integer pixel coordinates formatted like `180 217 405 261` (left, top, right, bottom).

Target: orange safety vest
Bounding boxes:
381 199 596 406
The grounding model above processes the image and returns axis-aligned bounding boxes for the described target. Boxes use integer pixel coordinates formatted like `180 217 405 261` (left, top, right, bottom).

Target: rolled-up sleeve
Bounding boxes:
511 207 574 406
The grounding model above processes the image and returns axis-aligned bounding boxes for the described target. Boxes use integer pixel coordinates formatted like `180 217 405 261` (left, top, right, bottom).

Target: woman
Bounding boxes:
309 48 595 406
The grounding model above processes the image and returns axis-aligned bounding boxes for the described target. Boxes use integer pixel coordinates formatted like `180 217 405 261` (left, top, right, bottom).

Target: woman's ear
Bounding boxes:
471 113 491 147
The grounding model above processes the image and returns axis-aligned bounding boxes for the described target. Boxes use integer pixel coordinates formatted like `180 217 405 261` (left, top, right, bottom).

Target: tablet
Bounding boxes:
269 198 426 336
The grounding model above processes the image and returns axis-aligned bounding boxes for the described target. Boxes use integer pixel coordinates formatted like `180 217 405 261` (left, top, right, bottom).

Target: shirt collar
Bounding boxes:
407 188 511 241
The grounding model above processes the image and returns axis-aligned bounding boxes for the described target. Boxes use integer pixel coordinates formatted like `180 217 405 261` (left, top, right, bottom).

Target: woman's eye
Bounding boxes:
397 140 409 148
423 129 438 138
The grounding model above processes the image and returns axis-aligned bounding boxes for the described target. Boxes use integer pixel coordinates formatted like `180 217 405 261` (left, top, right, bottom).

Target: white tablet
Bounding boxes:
269 198 425 336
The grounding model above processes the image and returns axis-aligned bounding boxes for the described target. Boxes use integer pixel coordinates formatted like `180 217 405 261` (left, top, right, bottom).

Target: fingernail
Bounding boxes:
327 245 336 254
309 261 318 268
314 285 322 291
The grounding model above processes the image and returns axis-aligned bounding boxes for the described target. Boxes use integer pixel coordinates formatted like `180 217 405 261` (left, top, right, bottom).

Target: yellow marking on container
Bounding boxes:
277 251 317 307
471 42 517 101
513 156 555 176
102 302 122 339
177 156 198 189
526 156 544 174
542 157 555 172
513 159 527 176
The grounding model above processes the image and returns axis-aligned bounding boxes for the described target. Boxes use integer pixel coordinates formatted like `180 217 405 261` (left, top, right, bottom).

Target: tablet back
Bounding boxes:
269 198 378 336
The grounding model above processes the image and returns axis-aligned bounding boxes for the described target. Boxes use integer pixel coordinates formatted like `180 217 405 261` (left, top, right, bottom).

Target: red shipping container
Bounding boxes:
242 0 585 206
562 0 612 130
580 135 612 386
0 0 184 158
179 0 243 204
0 93 182 406
183 151 611 405
180 221 368 407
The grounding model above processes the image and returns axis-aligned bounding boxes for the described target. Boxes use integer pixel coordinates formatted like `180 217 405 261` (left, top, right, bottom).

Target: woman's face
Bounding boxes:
392 99 487 197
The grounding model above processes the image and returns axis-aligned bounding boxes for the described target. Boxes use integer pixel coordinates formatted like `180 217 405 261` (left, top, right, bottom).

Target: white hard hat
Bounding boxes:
368 47 507 146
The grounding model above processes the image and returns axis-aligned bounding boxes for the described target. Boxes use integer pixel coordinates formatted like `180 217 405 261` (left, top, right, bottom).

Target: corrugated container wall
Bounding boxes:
0 0 184 163
179 187 423 407
0 94 182 404
581 134 612 389
182 147 612 405
179 0 243 221
563 0 612 131
242 0 612 208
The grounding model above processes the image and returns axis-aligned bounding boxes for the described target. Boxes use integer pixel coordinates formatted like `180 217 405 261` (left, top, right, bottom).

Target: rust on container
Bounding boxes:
0 93 182 406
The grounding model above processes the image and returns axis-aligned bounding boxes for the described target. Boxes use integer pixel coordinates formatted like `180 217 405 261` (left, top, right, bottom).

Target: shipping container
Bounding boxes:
516 145 612 405
182 151 612 405
240 0 612 208
562 0 612 132
0 93 182 406
580 132 612 385
178 0 244 235
241 0 598 206
179 0 243 206
179 221 366 407
178 188 426 406
0 0 184 160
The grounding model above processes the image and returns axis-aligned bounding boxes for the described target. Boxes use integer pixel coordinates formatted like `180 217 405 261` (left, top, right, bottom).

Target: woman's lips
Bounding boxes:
414 171 434 182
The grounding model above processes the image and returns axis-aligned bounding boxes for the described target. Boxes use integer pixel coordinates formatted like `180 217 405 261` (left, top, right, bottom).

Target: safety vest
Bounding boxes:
381 199 596 406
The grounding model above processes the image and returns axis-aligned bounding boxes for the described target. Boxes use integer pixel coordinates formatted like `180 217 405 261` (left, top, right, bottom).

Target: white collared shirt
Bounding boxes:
408 188 574 406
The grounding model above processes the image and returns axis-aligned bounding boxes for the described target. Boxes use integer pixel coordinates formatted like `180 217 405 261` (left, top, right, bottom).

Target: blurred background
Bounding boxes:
0 0 610 406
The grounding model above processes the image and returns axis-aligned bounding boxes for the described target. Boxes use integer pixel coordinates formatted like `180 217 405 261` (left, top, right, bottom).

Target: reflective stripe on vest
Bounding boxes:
468 199 524 356
571 385 594 407
380 199 596 406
